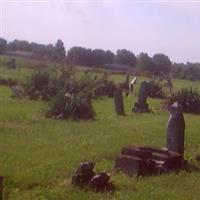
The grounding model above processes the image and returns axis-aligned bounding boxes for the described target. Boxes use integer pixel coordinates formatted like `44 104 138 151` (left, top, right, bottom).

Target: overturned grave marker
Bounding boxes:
114 145 183 177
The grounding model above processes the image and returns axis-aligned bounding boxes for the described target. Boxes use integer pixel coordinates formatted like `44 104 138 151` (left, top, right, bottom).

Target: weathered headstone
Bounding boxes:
166 102 185 156
0 176 3 200
119 73 130 97
114 85 125 116
132 81 150 112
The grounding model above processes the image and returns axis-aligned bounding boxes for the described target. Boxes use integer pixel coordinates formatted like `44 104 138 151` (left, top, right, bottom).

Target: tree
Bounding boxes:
91 49 106 66
114 49 136 67
0 38 7 54
7 39 31 51
152 53 172 74
137 52 154 71
104 50 114 64
67 46 92 66
53 39 66 61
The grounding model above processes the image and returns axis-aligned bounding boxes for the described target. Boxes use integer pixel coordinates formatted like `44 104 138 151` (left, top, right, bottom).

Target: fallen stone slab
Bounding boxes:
114 154 149 176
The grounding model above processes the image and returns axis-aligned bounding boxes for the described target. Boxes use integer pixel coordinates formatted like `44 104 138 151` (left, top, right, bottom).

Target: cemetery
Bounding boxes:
0 56 200 200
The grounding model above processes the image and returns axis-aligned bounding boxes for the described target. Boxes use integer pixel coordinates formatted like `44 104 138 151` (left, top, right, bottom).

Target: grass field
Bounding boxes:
1 56 200 200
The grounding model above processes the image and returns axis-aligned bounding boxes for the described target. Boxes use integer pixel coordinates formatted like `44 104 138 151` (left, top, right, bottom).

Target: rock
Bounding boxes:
114 154 149 176
121 145 152 160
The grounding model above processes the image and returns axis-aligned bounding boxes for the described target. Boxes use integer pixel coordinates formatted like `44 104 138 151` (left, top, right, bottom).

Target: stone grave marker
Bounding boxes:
132 81 151 112
114 85 125 116
166 102 185 156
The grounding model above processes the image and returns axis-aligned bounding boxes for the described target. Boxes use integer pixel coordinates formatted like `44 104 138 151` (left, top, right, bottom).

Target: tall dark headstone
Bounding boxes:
132 81 150 112
166 102 185 156
114 85 125 116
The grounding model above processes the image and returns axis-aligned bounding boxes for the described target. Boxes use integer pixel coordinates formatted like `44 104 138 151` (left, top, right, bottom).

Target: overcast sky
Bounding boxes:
1 1 200 63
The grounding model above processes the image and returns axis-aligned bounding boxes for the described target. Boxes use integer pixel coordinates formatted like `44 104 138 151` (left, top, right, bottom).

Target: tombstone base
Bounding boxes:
114 145 184 177
132 102 150 113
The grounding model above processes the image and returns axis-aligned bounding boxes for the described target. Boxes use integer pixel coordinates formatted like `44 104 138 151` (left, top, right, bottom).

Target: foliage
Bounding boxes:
152 53 172 74
170 88 200 114
22 70 57 100
94 73 116 97
53 39 66 61
137 52 154 71
172 63 200 81
148 79 166 99
67 47 114 67
0 38 7 54
46 72 96 120
114 49 136 67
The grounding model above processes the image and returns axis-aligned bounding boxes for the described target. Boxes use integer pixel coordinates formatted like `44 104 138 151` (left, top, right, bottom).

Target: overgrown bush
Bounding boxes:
148 79 166 99
22 70 58 100
46 73 96 120
165 88 200 114
95 73 116 97
0 77 17 86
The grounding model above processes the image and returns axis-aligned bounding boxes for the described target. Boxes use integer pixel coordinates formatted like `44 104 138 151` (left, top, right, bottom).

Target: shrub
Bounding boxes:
164 88 200 114
46 72 96 120
22 70 57 100
148 79 166 99
94 73 116 97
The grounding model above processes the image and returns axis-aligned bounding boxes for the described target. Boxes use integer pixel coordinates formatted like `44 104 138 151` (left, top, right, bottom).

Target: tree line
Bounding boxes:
1 37 200 80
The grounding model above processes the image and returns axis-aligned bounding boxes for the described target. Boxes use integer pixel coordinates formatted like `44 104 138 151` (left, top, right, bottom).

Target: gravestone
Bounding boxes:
119 73 130 97
0 176 3 200
132 81 150 112
166 102 185 156
114 85 125 115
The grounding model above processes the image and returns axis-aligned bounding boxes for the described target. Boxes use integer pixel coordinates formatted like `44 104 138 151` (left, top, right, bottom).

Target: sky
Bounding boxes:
1 0 200 63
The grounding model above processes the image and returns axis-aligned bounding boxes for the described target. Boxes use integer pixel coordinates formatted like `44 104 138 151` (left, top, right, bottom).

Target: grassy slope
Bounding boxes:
0 56 200 200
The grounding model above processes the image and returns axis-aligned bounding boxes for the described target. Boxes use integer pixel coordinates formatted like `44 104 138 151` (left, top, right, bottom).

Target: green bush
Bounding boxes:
94 73 116 97
22 70 58 100
166 88 200 114
46 72 96 120
148 79 166 99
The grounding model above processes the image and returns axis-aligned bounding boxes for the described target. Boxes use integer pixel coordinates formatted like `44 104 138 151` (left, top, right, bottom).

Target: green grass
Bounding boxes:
1 56 200 199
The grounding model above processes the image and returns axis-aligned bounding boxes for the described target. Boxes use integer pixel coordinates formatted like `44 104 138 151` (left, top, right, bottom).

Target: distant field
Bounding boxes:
0 55 200 200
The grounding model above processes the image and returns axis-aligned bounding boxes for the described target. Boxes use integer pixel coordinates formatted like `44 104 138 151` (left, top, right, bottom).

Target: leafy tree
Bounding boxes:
67 46 92 66
0 38 7 54
114 49 136 67
7 39 31 51
104 50 114 64
152 53 172 74
137 52 154 71
91 49 106 66
53 39 66 61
